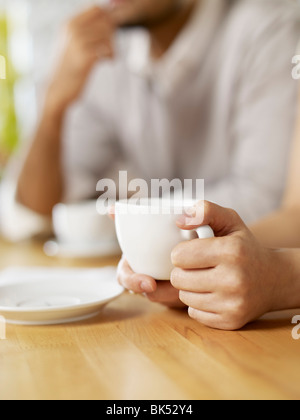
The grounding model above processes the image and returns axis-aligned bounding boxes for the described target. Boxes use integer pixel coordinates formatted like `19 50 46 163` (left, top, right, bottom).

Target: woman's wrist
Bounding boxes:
268 248 300 312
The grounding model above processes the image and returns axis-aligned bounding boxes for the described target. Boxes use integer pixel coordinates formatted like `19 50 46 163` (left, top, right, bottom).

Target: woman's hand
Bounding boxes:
170 201 289 330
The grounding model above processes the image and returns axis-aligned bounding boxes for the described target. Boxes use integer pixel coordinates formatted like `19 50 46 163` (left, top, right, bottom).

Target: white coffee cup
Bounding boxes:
115 199 214 281
52 200 117 245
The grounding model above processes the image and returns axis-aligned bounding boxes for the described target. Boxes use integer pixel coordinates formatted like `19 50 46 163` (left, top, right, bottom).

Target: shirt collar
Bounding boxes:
123 0 227 96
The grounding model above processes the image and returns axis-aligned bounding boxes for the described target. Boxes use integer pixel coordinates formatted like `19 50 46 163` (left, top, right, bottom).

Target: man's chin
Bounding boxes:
117 13 177 30
113 13 155 30
111 9 144 29
111 4 183 30
118 20 149 30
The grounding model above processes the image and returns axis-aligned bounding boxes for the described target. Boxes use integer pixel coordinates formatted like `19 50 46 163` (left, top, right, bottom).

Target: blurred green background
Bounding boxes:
0 13 19 177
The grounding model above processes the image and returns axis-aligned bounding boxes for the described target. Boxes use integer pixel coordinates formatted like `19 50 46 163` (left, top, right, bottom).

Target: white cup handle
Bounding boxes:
180 225 215 241
196 225 215 239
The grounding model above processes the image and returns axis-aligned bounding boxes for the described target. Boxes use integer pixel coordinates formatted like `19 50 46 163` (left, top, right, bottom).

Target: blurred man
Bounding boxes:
0 0 299 240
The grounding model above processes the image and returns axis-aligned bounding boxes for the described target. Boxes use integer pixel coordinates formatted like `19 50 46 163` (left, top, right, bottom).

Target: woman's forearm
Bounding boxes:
16 105 64 216
272 248 300 311
251 208 300 249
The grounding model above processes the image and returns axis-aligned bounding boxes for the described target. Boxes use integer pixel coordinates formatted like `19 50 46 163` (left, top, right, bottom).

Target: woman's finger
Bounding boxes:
179 290 221 314
171 267 219 293
146 281 186 308
117 258 157 294
171 237 224 269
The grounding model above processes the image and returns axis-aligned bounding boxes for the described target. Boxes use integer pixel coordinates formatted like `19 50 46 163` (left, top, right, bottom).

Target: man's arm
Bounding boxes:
16 106 63 215
16 6 115 216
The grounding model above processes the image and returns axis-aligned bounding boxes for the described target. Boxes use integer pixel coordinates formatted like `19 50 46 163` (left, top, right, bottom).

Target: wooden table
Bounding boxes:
0 238 300 400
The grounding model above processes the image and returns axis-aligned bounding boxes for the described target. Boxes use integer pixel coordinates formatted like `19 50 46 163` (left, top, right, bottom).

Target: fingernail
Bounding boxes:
185 206 196 217
177 215 190 226
141 281 155 293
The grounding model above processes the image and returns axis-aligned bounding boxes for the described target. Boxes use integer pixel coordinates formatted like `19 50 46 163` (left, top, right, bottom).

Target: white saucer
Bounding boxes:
44 239 121 258
0 267 124 325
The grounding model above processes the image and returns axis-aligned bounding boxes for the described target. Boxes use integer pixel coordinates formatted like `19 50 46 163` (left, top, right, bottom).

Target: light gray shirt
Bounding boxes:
1 0 300 241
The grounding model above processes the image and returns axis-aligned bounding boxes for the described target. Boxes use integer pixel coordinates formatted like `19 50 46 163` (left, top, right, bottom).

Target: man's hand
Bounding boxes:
171 201 284 331
46 6 115 116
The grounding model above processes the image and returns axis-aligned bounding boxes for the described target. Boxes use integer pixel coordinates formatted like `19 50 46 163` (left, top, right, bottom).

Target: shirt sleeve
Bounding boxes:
205 1 300 224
